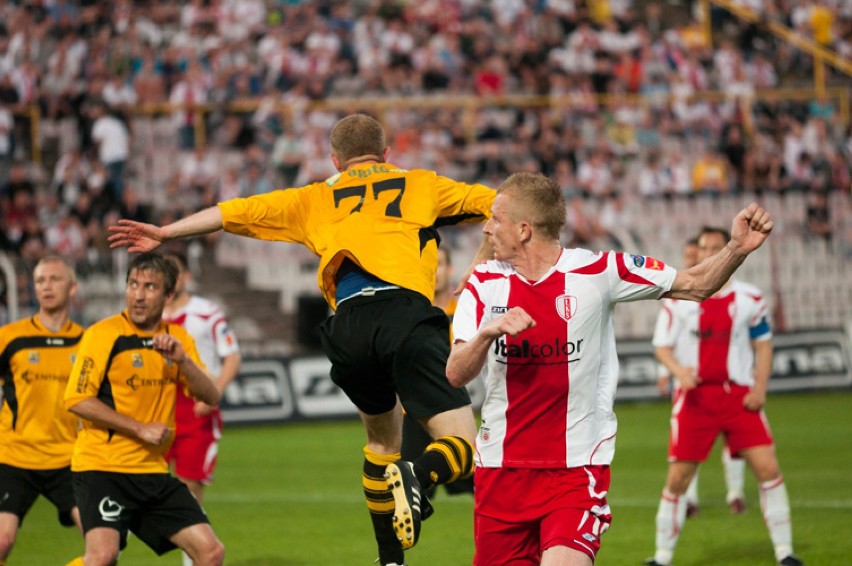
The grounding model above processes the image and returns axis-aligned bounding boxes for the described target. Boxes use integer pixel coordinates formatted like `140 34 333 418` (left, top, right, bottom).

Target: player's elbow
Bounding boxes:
64 398 83 416
203 386 223 406
446 363 470 389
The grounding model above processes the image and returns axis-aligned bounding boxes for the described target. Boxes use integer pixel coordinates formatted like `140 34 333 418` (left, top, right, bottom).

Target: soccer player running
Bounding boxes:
64 253 225 566
107 113 495 566
163 251 241 566
645 226 803 566
445 172 774 566
654 237 746 518
0 256 84 562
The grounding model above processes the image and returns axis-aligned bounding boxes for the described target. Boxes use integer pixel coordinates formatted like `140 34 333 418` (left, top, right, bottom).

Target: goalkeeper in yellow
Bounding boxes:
109 113 496 566
0 256 84 563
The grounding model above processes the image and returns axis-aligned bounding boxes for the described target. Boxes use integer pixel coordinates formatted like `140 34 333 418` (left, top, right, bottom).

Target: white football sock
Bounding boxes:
760 476 794 561
723 447 746 502
654 488 686 565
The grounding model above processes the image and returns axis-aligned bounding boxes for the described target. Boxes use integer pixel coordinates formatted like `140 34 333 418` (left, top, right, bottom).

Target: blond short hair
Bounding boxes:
496 172 566 241
35 255 77 285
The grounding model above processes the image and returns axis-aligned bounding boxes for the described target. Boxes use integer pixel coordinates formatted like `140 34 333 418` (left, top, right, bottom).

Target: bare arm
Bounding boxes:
68 397 171 446
152 333 222 406
453 237 495 296
194 352 241 416
743 339 773 411
665 203 773 301
214 352 242 394
446 307 535 387
108 206 224 253
655 346 699 390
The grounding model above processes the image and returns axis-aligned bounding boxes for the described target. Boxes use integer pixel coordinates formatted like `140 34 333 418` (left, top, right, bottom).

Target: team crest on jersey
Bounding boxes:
555 295 578 322
480 427 490 441
28 351 39 364
132 353 143 368
70 354 77 364
630 254 645 268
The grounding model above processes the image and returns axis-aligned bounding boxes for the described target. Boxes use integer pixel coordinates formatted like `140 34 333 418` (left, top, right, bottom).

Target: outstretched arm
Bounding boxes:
666 203 773 301
108 206 224 253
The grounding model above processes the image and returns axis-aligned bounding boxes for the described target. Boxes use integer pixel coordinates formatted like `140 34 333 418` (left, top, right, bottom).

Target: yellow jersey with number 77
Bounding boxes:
218 163 495 310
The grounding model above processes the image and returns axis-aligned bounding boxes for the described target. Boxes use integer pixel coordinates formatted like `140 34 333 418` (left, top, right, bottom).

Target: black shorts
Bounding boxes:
320 289 471 420
73 471 209 555
0 463 76 526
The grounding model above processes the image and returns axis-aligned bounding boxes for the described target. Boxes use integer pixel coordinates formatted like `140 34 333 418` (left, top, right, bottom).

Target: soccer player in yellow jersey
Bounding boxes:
108 113 496 565
0 256 83 563
64 253 224 566
402 246 474 497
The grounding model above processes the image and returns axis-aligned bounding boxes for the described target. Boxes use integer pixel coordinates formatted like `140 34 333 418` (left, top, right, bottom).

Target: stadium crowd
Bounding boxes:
0 0 850 325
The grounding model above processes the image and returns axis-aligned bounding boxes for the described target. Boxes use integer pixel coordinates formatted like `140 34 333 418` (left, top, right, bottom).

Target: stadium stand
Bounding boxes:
0 1 849 353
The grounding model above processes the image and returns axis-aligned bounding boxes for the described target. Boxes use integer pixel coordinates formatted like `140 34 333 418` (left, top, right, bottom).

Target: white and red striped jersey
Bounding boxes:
652 279 771 387
454 248 676 469
163 296 240 379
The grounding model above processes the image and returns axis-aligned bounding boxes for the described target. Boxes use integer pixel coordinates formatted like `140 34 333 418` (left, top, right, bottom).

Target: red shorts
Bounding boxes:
473 466 611 565
669 382 773 462
165 388 222 484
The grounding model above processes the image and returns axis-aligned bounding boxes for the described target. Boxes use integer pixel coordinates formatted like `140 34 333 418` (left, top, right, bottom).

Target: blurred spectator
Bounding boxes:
691 147 731 194
577 148 615 198
564 195 606 248
53 149 91 209
270 127 305 187
89 101 130 201
178 146 219 193
782 120 806 179
238 162 273 196
720 122 748 189
598 191 641 250
662 147 692 195
805 190 832 242
217 165 242 201
45 213 87 266
133 51 167 104
102 71 138 123
118 185 152 224
743 133 786 194
637 152 673 198
169 61 208 151
788 153 815 192
0 102 13 185
0 0 845 334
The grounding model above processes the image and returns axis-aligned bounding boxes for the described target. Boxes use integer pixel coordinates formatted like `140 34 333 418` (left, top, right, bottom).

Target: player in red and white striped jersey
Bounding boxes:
447 173 774 566
654 238 746 518
647 227 803 566
162 252 241 566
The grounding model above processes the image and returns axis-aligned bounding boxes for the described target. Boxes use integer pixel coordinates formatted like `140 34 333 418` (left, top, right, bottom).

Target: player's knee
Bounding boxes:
194 538 225 566
753 460 781 483
665 465 696 494
0 530 16 557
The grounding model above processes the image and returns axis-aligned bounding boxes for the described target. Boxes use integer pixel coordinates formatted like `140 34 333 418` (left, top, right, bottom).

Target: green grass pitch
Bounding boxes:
15 390 852 565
